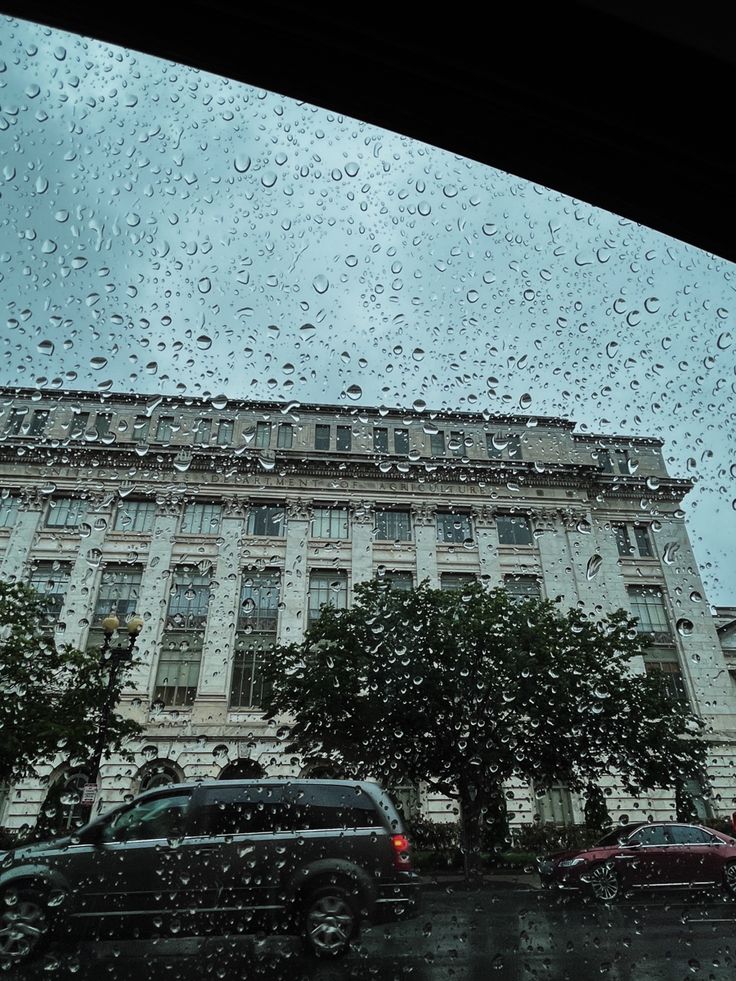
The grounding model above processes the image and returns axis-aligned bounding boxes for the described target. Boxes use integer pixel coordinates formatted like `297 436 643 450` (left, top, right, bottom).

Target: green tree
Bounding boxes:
0 581 142 796
263 580 707 879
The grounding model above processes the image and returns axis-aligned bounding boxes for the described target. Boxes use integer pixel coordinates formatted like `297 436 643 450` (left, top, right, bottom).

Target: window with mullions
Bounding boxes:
496 514 534 546
315 424 331 450
217 419 234 445
231 570 280 709
131 415 150 442
627 585 670 641
597 449 614 473
440 572 477 591
94 413 112 437
155 416 175 441
645 660 688 705
45 496 86 529
486 433 522 459
378 570 413 591
230 645 273 709
153 637 202 707
536 785 575 826
238 571 280 632
308 570 348 622
614 523 653 558
114 499 156 533
166 568 212 629
430 430 445 455
394 429 409 454
374 509 412 542
93 567 143 622
448 431 465 457
180 502 222 535
311 506 350 540
255 421 271 448
69 411 90 439
246 505 285 537
336 425 352 451
28 561 71 623
0 495 19 529
27 410 49 436
373 427 388 453
436 512 473 544
277 423 293 448
193 418 212 444
504 575 542 603
4 407 26 435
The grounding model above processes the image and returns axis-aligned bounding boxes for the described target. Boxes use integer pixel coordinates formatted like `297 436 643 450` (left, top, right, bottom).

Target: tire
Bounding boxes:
587 863 621 902
723 862 736 897
300 885 359 959
0 887 51 965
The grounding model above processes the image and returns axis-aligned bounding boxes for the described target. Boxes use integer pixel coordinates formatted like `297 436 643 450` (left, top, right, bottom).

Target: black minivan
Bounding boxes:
0 779 420 963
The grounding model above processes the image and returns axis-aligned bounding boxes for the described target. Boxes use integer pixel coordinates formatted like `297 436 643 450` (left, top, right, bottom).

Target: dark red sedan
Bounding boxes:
537 822 736 901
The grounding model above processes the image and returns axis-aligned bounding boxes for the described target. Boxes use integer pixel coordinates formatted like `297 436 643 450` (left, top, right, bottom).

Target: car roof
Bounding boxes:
139 778 384 797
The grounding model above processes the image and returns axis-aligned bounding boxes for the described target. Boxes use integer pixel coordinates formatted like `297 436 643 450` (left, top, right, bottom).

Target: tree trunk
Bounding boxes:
458 781 485 883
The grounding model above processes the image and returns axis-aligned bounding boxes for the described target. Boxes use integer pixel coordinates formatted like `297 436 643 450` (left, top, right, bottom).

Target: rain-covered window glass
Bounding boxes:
487 433 522 459
94 413 112 437
39 769 91 835
180 502 222 535
246 505 285 537
436 512 473 544
93 566 142 622
449 431 465 457
131 415 150 442
231 570 280 708
166 568 211 628
616 448 632 474
69 411 90 439
28 561 71 623
536 785 575 825
3 407 26 435
277 423 293 449
615 523 653 558
308 570 348 621
614 524 634 557
139 764 180 792
27 409 49 437
670 825 717 845
193 418 212 445
504 575 542 602
430 431 445 456
394 429 409 454
0 494 19 529
336 425 352 451
440 572 477 591
314 424 330 450
156 568 210 705
628 825 671 846
496 514 533 546
373 427 389 453
114 499 156 533
102 793 190 842
255 421 271 449
45 496 86 529
380 570 413 591
216 419 233 445
597 449 614 473
374 508 412 542
155 416 174 441
311 506 349 540
628 585 670 639
633 525 654 557
645 661 687 704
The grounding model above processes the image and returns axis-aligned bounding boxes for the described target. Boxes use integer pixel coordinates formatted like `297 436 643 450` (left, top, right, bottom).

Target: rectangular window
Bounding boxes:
131 415 149 442
277 423 293 449
436 512 473 544
440 572 477 591
633 525 653 557
614 524 633 557
504 575 542 603
230 570 280 709
645 661 687 705
156 416 174 441
506 434 522 458
45 497 86 529
193 418 212 444
166 568 211 629
597 449 614 473
449 431 464 457
4 408 26 435
616 448 631 474
394 429 409 455
246 505 285 537
255 421 271 449
237 570 280 632
181 502 222 535
28 561 71 623
94 413 112 437
380 570 413 591
336 425 352 452
314 424 331 450
373 427 388 453
627 586 670 641
0 495 19 529
27 410 49 437
311 506 350 540
70 411 90 439
229 647 273 710
537 785 575 826
93 566 143 622
496 514 534 546
430 430 445 456
114 500 156 533
308 570 348 622
153 640 202 707
374 509 412 542
217 419 234 445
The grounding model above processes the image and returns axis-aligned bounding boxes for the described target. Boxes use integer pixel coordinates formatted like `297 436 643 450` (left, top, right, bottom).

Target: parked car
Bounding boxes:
537 821 736 901
0 778 419 964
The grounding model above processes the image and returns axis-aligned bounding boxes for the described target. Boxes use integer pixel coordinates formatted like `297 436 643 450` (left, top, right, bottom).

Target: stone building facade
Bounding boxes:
1 386 734 833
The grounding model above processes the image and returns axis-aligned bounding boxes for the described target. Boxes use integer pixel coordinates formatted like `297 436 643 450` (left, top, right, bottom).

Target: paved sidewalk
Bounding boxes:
420 869 539 890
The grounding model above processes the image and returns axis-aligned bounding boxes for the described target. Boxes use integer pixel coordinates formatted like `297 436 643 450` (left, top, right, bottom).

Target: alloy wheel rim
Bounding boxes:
306 894 355 952
590 865 619 901
0 899 46 960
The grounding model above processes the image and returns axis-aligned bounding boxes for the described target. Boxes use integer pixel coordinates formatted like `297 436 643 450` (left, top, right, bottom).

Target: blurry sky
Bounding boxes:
0 16 734 604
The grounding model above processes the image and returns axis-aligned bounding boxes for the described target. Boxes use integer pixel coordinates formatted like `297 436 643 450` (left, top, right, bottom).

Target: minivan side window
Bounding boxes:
102 793 190 842
193 786 291 835
290 784 381 830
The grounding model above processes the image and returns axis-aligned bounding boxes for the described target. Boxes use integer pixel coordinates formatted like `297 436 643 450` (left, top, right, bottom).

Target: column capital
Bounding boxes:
222 498 249 518
471 504 497 528
350 500 374 525
155 495 186 518
528 507 558 532
18 487 45 511
286 499 312 521
557 506 591 532
411 502 437 526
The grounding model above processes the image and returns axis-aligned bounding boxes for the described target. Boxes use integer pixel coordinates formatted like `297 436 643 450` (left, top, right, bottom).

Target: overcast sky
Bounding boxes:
0 16 734 604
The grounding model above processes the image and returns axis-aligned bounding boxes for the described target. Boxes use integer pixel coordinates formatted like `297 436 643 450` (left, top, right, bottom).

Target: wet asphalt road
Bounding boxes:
7 883 736 980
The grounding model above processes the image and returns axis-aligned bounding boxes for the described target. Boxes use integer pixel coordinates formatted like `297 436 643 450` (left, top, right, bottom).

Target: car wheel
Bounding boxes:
587 863 621 902
723 862 736 897
301 885 358 959
0 888 50 964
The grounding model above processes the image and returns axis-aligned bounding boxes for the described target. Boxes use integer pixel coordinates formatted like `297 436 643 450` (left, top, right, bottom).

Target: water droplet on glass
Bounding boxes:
345 384 362 401
197 277 212 294
586 555 603 580
234 155 251 173
312 274 329 294
37 340 54 356
90 356 107 370
196 335 212 350
412 348 425 362
676 618 694 637
717 331 732 350
662 542 679 565
482 223 497 236
466 290 479 303
261 170 277 188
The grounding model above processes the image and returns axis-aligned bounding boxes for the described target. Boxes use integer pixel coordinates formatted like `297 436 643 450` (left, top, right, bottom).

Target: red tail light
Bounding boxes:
391 834 412 871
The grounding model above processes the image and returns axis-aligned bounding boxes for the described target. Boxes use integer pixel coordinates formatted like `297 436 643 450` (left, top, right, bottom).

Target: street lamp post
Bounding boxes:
81 613 144 819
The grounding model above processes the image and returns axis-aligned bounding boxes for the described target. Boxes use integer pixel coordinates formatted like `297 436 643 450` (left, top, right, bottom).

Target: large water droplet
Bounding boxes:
345 384 362 401
196 335 212 350
234 155 251 173
312 275 329 294
586 554 603 580
198 277 212 294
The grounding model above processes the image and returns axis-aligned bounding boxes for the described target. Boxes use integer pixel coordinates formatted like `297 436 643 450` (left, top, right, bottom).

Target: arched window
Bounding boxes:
38 768 91 837
218 759 265 780
299 761 343 779
138 760 182 793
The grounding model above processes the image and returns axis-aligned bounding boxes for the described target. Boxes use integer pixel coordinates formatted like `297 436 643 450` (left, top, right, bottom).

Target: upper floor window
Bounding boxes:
193 418 212 444
448 431 465 457
255 421 271 449
374 509 412 542
45 497 86 529
430 431 445 456
277 423 293 449
4 407 26 435
440 572 477 591
314 424 331 451
27 410 49 437
615 448 633 474
94 566 143 622
597 449 614 473
131 415 150 442
487 433 522 459
114 499 156 534
496 514 534 546
645 660 687 705
94 413 112 438
70 411 90 439
238 570 280 632
246 505 285 537
217 419 234 445
156 416 175 441
627 585 670 641
0 494 19 529
181 502 222 535
379 570 413 592
28 561 71 623
311 506 349 540
614 523 653 558
436 512 473 544
336 425 352 452
308 570 348 622
504 575 542 603
394 429 409 455
373 427 389 453
166 568 211 629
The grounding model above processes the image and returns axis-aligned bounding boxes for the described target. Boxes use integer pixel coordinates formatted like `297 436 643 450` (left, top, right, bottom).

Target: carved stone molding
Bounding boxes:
471 504 497 528
286 499 312 521
155 495 186 518
18 487 44 511
350 500 373 525
222 498 249 519
411 503 437 526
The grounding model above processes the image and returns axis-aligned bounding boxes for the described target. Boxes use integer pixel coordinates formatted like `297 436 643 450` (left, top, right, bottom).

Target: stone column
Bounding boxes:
472 505 502 587
532 508 580 612
0 489 43 580
350 500 374 585
413 503 438 588
278 500 311 645
557 506 607 614
195 502 246 711
58 495 113 649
